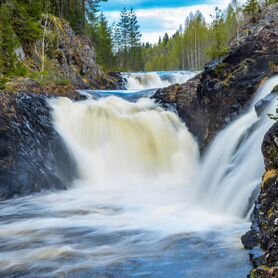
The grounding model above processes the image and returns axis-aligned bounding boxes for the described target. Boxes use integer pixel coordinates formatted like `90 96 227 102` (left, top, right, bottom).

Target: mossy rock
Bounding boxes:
272 85 278 94
262 169 278 189
251 266 278 278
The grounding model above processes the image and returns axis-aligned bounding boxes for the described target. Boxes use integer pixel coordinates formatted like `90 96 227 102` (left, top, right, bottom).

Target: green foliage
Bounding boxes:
111 7 143 71
0 0 268 78
215 63 228 76
207 8 230 61
243 0 261 22
142 5 242 71
0 5 20 75
11 1 42 43
266 0 278 4
95 13 114 71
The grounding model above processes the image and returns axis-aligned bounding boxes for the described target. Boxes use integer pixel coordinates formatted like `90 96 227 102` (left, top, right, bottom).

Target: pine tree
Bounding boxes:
162 33 169 45
116 7 130 69
243 0 260 22
0 5 19 75
206 8 229 61
266 0 278 4
95 12 114 71
113 7 142 71
128 8 141 48
128 8 142 71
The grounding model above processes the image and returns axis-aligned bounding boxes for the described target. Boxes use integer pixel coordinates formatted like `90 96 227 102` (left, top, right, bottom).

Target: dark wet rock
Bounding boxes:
153 4 278 150
153 84 180 112
108 72 127 90
255 94 276 117
0 92 78 200
154 84 180 104
250 267 278 278
242 230 260 250
249 247 266 268
243 121 278 277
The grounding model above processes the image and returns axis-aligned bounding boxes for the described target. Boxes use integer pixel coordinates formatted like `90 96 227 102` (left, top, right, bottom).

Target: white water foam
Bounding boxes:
124 71 197 89
49 96 246 236
197 76 278 217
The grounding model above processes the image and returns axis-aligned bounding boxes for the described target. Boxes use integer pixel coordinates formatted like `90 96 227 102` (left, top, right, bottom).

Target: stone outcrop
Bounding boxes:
0 91 79 200
242 122 278 278
153 4 278 150
21 15 119 91
242 85 278 277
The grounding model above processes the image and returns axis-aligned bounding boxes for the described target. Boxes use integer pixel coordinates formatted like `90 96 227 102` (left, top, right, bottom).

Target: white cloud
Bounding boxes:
104 0 232 43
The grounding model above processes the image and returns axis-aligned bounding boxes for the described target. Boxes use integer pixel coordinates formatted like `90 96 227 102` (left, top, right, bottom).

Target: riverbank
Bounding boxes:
0 3 278 278
153 4 278 151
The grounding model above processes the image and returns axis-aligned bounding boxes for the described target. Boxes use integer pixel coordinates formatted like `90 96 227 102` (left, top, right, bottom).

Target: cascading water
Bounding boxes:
51 96 199 189
197 76 278 218
124 71 197 89
1 72 277 277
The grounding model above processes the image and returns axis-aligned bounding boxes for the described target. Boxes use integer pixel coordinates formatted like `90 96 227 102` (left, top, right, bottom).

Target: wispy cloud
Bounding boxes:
101 0 204 11
103 0 232 43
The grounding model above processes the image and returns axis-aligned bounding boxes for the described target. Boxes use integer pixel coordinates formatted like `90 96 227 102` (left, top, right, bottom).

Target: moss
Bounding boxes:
269 62 278 73
251 266 271 278
268 206 276 218
262 169 278 189
0 77 9 90
215 63 229 76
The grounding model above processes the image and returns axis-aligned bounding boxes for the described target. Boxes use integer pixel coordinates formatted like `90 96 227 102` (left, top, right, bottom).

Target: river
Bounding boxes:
2 71 277 278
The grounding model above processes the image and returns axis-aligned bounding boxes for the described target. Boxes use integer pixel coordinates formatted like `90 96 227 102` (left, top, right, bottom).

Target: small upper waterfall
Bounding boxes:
123 71 197 89
197 76 278 217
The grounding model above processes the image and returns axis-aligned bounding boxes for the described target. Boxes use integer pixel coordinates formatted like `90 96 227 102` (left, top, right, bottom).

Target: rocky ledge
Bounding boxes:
154 4 278 150
242 117 278 277
0 91 78 200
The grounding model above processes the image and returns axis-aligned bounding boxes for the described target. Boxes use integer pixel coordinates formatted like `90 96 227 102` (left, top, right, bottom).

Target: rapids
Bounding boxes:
123 71 197 89
1 72 278 277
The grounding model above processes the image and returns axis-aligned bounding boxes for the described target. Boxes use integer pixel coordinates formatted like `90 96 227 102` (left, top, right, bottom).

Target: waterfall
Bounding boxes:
124 71 197 89
197 76 278 217
51 97 199 190
52 76 278 223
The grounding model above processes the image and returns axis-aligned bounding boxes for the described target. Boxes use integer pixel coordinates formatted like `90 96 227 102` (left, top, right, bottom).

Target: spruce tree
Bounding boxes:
95 12 114 71
128 8 142 71
128 8 141 48
0 5 19 75
115 7 130 70
243 0 260 22
163 33 169 45
206 8 229 61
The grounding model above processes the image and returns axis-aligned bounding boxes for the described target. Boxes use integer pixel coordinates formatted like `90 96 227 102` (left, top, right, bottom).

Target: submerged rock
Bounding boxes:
0 92 78 200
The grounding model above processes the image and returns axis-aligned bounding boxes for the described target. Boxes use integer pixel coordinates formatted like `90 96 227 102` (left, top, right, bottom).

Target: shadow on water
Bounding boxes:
80 89 157 102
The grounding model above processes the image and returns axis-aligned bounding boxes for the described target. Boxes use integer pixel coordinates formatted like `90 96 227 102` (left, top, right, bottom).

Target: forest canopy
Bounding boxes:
0 0 277 78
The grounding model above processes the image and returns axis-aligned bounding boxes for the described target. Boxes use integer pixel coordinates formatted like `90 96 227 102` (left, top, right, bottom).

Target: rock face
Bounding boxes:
22 16 118 90
153 4 278 150
0 92 78 200
242 121 278 277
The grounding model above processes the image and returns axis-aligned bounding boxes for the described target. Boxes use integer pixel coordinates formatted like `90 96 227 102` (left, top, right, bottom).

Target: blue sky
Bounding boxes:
101 0 232 43
101 0 205 11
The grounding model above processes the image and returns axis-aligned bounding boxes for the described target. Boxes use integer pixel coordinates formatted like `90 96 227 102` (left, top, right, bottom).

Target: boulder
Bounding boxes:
0 92 78 200
153 4 278 150
243 122 278 277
